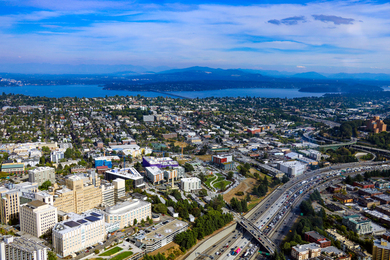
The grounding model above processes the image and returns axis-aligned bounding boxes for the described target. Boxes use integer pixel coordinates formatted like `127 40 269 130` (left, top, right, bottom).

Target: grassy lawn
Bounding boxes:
214 180 231 190
111 251 133 260
99 247 123 256
204 175 216 190
196 155 212 161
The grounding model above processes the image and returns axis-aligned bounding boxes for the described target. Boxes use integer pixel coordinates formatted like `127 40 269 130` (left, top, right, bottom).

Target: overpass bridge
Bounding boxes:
237 217 276 254
318 140 357 151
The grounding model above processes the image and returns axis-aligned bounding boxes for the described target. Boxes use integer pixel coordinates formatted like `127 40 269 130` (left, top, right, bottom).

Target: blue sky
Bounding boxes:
1 0 390 73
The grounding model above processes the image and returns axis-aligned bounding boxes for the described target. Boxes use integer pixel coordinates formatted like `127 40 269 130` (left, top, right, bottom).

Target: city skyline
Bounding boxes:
1 0 390 74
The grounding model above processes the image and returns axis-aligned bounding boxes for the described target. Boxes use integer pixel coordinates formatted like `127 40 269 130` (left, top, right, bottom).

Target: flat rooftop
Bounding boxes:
104 199 150 215
106 167 143 179
135 219 188 245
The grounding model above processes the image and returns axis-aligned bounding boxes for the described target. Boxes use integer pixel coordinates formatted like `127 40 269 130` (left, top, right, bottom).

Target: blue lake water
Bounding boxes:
0 85 328 99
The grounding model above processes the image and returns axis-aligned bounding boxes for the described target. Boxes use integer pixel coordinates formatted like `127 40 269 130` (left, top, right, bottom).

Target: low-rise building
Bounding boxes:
20 200 58 237
134 219 188 253
358 188 383 197
374 194 390 205
105 167 145 188
145 166 164 184
342 215 372 235
291 243 321 260
333 194 354 204
354 182 375 189
211 154 235 170
1 163 25 174
326 229 360 252
277 161 305 177
167 206 178 218
102 199 151 229
304 231 331 248
52 212 106 257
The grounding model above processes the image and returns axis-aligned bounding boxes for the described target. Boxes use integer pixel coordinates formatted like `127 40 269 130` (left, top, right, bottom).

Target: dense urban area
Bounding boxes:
2 91 390 260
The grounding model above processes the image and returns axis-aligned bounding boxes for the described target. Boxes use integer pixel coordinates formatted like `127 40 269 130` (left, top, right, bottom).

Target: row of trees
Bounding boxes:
326 147 358 164
174 209 233 251
367 132 390 150
230 197 248 213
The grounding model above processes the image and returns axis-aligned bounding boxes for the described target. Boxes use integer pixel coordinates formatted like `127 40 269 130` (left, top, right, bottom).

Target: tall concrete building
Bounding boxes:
0 182 39 224
52 212 106 257
101 183 115 207
20 200 58 237
51 173 102 214
28 167 55 186
0 235 48 260
113 178 125 202
373 239 390 260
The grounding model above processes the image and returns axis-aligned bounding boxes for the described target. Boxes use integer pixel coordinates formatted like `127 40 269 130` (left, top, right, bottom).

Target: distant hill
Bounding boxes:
292 72 327 79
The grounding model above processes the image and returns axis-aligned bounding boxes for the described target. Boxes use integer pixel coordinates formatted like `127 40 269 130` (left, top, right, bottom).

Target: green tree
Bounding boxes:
39 180 52 190
48 251 57 260
125 179 134 192
227 171 234 180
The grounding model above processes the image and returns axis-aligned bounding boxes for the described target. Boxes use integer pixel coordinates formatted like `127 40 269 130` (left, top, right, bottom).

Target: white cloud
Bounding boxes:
0 1 390 72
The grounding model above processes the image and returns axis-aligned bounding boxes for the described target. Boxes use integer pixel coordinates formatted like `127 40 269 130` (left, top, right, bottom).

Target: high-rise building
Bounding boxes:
101 183 115 207
113 178 125 202
52 212 106 257
0 182 39 224
0 235 48 260
367 116 387 134
50 173 102 214
373 239 390 260
28 167 55 186
145 166 164 184
20 200 58 237
0 190 19 224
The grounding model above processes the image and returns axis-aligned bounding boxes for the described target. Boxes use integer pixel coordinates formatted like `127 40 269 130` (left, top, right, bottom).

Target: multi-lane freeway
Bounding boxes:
195 161 389 260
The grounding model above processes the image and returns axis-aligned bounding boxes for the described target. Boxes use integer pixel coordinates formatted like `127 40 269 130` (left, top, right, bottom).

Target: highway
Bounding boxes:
195 160 388 260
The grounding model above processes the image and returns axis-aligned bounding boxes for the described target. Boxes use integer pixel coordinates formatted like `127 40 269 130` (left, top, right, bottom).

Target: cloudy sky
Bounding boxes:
1 0 390 73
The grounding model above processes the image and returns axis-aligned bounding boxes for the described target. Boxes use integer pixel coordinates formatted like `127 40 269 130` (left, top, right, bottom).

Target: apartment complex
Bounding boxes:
291 243 321 260
52 212 106 257
367 116 387 134
103 199 151 229
342 215 372 235
28 167 55 186
373 239 390 260
105 167 145 188
51 173 102 214
180 177 201 192
20 200 58 237
0 235 48 260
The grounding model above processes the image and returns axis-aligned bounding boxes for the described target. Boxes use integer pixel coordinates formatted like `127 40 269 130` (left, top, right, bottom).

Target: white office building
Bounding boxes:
28 167 55 186
278 161 305 177
180 177 201 192
20 200 58 238
52 212 106 257
103 199 151 229
0 235 48 260
101 183 115 207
